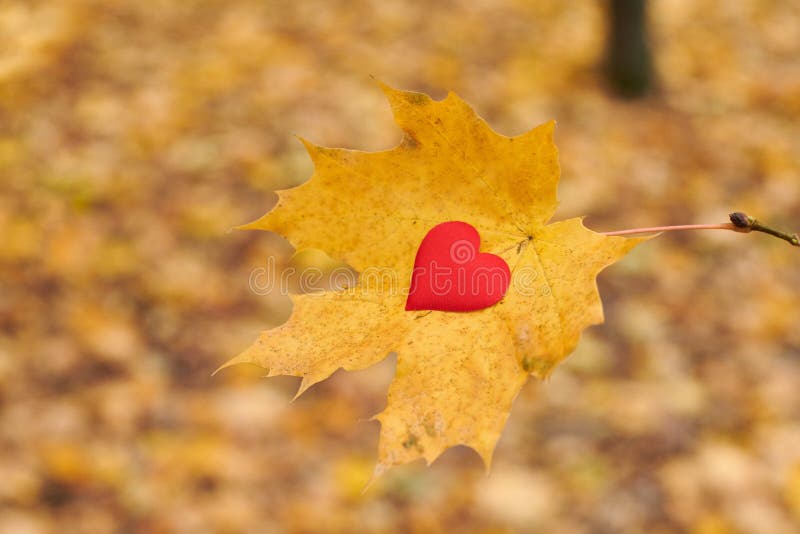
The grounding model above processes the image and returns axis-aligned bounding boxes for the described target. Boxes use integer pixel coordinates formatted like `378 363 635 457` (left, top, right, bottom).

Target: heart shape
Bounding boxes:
405 221 511 312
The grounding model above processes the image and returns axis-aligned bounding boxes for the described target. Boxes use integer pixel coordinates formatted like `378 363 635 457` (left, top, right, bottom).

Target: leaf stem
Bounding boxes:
602 223 739 236
600 212 800 248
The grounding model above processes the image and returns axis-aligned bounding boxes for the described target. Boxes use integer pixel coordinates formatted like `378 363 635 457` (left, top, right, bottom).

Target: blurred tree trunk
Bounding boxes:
605 0 652 98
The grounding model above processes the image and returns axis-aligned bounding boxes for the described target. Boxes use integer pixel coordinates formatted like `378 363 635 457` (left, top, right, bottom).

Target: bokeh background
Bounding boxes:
2 0 800 532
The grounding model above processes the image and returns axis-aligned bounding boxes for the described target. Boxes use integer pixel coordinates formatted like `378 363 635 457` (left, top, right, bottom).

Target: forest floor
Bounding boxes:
2 1 800 532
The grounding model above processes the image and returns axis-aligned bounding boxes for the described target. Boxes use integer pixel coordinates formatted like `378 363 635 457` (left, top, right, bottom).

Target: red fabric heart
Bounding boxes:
405 221 511 312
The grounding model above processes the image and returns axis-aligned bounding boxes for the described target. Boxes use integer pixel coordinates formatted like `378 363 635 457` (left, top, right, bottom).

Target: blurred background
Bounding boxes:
1 0 799 532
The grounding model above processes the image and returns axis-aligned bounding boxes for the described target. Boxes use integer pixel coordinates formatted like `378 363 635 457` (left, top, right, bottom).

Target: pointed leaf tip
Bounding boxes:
212 352 252 376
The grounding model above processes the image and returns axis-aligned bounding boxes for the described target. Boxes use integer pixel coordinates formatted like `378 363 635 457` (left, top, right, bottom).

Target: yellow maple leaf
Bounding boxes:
222 83 644 473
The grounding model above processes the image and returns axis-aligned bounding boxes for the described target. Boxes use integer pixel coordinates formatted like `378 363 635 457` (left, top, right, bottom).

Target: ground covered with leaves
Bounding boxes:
2 1 800 532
